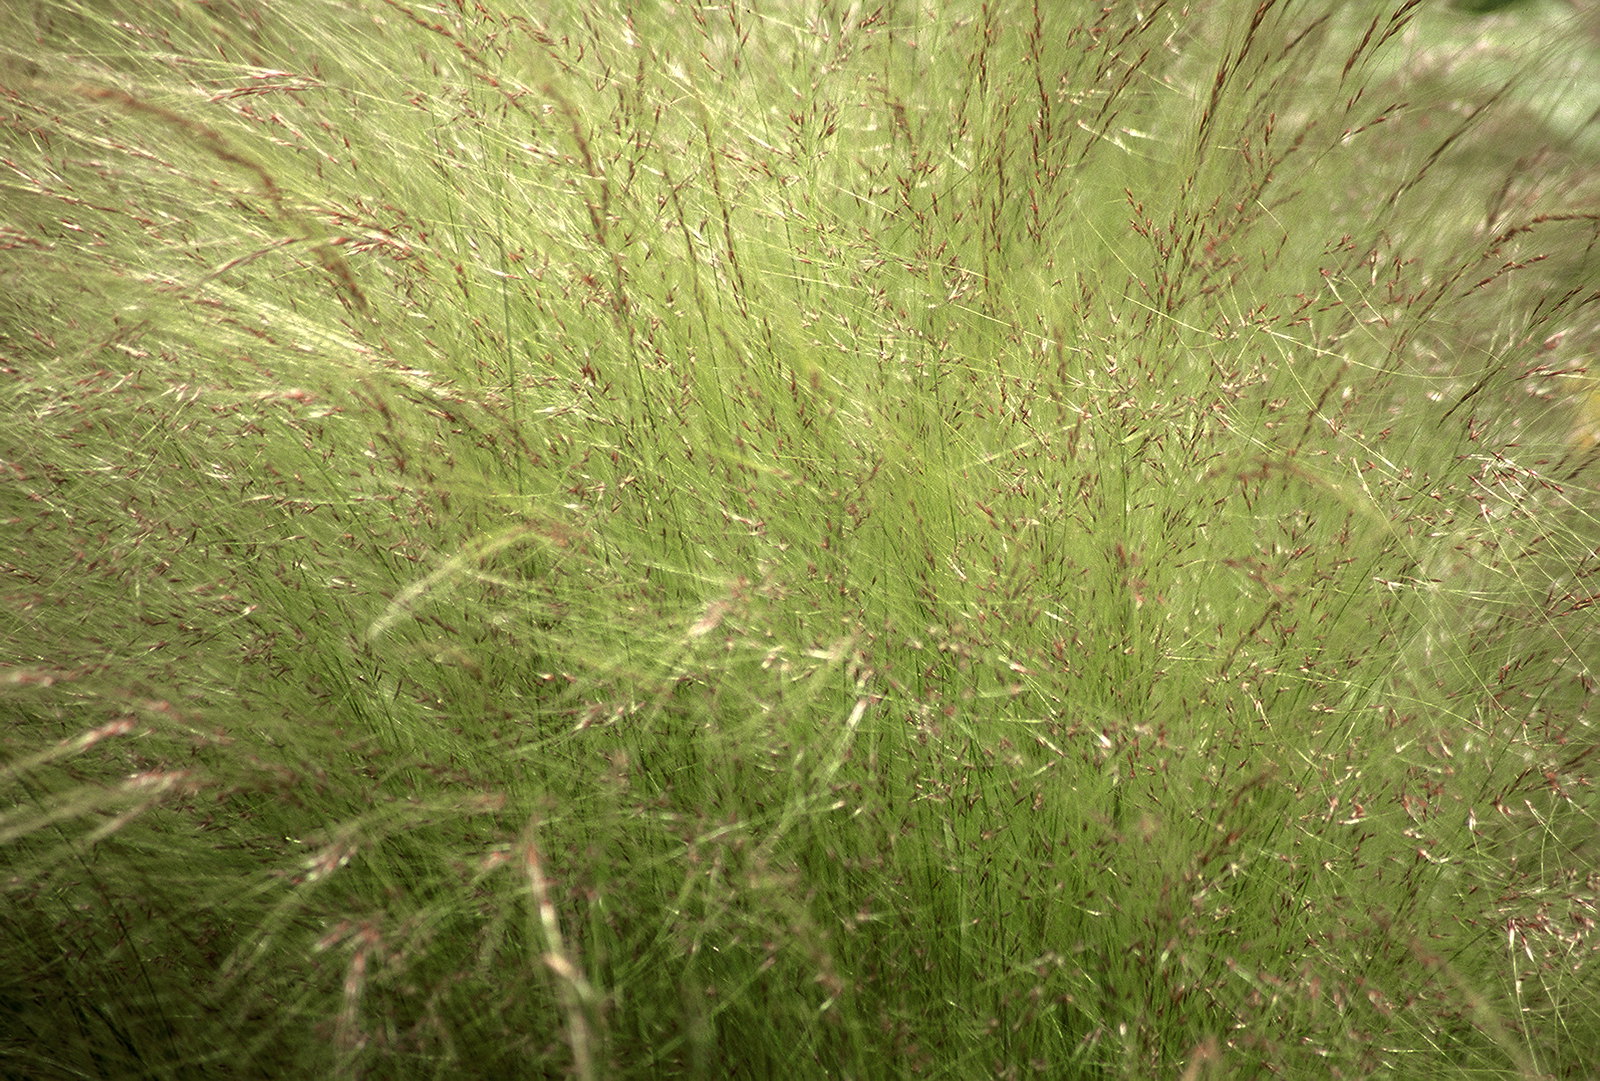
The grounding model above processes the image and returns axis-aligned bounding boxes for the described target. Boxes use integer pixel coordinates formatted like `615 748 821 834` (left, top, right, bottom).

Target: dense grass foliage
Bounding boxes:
3 1 1598 1077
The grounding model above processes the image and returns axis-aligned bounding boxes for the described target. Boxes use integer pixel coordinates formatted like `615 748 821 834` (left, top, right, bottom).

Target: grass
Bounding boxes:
2 0 1598 1077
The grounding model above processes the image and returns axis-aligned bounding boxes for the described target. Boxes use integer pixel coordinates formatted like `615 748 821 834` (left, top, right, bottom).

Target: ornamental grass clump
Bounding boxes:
2 1 1597 1078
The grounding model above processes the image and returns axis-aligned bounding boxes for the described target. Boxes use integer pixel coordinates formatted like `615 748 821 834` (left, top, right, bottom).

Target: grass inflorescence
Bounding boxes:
2 1 1598 1078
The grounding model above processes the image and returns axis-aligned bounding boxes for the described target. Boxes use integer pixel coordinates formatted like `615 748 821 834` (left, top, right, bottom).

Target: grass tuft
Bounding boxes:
3 1 1598 1078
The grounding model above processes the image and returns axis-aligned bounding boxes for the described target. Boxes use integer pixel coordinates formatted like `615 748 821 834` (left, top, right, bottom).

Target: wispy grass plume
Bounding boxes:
3 1 1597 1078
